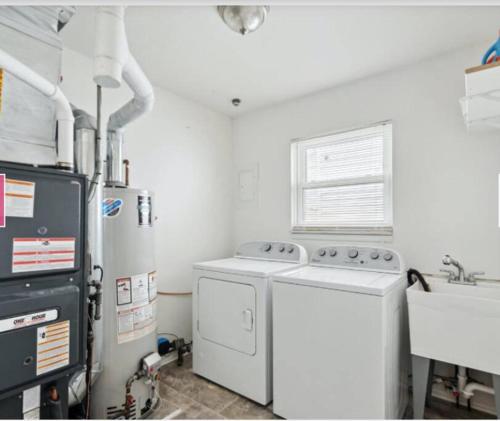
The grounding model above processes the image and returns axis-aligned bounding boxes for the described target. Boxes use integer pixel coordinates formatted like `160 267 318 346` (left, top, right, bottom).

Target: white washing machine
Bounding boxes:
272 245 409 419
192 241 308 405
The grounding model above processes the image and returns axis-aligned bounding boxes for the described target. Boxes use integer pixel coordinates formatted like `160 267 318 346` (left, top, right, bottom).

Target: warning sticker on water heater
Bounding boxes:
12 237 76 273
148 271 157 301
132 274 149 306
116 278 132 306
36 320 70 376
116 272 157 344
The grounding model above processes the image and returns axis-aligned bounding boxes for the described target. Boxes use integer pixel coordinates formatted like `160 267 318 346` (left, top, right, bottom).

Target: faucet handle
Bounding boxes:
442 255 452 265
440 268 457 281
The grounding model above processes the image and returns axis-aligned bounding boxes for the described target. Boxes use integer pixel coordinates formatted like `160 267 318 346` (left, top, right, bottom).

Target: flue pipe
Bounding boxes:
0 49 74 170
93 6 155 187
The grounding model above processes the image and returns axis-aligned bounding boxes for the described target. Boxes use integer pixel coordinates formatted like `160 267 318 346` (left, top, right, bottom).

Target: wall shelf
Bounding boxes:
460 60 500 131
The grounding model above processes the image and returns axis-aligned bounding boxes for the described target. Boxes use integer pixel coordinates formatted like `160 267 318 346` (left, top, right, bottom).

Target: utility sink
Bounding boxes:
407 277 500 375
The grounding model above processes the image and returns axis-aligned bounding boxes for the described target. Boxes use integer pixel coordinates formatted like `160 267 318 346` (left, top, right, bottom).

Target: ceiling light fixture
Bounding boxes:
217 6 270 36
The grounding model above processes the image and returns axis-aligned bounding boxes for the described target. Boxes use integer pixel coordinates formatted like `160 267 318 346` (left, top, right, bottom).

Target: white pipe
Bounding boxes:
463 382 495 399
0 49 74 170
93 6 155 186
93 6 128 89
108 55 154 132
458 365 495 400
458 366 468 394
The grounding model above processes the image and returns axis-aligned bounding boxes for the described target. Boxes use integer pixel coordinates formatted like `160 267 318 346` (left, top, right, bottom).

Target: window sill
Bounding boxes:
291 226 393 237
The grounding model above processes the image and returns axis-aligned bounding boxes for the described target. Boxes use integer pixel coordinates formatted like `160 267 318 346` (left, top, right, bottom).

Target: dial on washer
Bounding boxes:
348 249 358 258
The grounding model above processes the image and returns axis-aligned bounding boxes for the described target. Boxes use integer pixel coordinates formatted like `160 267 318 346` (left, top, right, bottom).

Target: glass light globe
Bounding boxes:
217 6 270 35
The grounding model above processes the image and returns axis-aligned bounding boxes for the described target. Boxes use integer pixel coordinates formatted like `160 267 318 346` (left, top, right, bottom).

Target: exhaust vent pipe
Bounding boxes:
93 6 155 187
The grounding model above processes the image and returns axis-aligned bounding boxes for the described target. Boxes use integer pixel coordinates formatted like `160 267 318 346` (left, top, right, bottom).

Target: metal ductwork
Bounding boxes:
0 6 75 168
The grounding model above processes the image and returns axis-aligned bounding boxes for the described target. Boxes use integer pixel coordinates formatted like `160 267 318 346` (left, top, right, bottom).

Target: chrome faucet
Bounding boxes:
440 255 484 286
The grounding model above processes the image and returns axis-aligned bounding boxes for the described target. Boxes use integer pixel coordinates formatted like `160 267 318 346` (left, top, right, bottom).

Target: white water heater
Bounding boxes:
92 187 159 419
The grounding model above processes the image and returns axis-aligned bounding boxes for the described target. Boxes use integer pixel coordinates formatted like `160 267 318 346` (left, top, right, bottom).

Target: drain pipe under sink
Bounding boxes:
458 366 495 401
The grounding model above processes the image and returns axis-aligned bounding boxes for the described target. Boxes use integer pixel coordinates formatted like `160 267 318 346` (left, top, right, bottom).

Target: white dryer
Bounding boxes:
193 241 308 405
272 245 408 419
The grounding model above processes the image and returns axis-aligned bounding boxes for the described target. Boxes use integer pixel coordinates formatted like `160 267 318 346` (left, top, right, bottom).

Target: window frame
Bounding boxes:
290 121 393 236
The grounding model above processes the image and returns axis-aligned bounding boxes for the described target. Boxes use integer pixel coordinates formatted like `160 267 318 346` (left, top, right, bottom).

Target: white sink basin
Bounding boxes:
407 277 500 374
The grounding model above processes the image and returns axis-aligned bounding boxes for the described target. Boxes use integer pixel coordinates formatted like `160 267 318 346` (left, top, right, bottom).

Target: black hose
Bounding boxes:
407 268 431 292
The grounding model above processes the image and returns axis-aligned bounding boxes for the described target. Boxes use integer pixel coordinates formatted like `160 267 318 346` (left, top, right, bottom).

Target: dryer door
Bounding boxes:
198 277 256 356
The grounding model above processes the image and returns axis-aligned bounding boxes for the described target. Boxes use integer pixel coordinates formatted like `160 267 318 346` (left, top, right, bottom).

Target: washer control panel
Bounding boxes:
311 246 402 273
235 241 308 264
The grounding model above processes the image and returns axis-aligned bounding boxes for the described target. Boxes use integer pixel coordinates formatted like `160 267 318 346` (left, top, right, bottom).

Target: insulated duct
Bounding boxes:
93 6 155 186
0 48 74 170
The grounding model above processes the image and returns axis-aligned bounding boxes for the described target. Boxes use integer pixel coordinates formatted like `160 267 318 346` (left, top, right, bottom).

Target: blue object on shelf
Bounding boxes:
482 32 500 65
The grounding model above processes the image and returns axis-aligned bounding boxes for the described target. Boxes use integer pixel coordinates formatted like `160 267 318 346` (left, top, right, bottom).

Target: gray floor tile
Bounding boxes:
156 356 496 420
221 396 276 419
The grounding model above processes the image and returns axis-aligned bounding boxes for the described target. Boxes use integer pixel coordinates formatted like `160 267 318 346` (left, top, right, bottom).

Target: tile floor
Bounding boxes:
153 354 494 420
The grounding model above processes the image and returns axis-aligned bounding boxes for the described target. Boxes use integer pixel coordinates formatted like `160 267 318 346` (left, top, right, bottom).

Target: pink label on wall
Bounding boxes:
0 174 5 228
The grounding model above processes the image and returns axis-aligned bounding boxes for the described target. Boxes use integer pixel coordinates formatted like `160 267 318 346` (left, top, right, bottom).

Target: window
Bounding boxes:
291 122 393 235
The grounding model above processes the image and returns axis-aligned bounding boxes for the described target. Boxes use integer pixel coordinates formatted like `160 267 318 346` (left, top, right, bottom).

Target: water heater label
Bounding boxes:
36 320 70 376
116 278 132 305
103 198 123 218
12 237 76 273
148 271 157 301
116 272 157 344
5 178 35 218
138 195 152 226
132 274 149 306
0 309 58 333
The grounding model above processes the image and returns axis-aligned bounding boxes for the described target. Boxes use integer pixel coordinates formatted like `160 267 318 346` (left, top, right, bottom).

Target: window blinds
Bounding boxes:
293 123 392 232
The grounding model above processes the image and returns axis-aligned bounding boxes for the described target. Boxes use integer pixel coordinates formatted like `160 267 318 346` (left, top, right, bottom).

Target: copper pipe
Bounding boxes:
158 291 192 296
49 386 59 402
123 159 130 187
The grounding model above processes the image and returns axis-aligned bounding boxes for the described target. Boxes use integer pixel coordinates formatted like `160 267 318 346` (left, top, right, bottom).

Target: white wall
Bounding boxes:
232 43 500 413
233 43 500 277
61 48 233 341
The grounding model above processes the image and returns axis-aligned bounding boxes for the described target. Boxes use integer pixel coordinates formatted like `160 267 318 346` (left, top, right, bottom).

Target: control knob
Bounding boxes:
287 246 295 254
263 243 272 252
348 249 358 259
383 253 393 261
329 249 337 257
279 245 285 253
370 251 379 260
318 249 326 257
